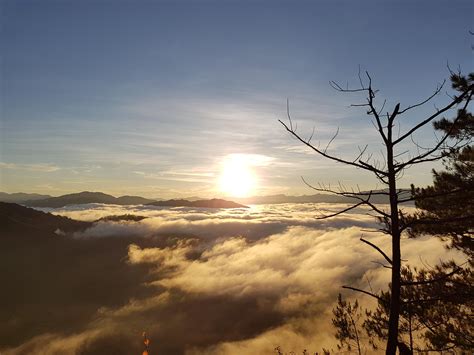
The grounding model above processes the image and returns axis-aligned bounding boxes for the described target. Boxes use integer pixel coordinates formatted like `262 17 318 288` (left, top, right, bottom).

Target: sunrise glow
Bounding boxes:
218 154 257 197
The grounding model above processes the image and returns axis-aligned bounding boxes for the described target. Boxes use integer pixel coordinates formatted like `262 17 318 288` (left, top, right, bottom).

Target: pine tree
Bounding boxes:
403 72 474 351
410 72 474 258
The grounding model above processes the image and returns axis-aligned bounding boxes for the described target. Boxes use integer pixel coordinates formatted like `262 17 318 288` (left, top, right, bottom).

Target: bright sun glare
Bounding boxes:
219 154 257 198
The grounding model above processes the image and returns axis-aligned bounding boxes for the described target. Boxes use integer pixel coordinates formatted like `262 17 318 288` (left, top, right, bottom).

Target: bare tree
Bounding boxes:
280 69 474 355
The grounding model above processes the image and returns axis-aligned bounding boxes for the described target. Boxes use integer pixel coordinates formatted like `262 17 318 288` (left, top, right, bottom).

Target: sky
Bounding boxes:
1 0 473 198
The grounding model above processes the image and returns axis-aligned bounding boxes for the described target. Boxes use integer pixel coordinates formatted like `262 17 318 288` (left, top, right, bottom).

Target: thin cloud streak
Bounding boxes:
0 162 60 172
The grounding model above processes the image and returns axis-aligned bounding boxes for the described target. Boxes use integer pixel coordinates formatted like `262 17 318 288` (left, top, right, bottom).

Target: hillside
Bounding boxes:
0 202 91 235
0 202 159 351
24 191 156 208
0 192 52 204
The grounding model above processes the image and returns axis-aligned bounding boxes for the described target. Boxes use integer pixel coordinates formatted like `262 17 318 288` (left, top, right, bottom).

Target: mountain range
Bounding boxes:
0 192 52 203
22 191 156 208
0 191 247 209
0 189 412 208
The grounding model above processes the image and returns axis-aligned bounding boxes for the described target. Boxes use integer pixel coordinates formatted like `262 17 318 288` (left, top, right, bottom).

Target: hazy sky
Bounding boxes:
1 0 473 198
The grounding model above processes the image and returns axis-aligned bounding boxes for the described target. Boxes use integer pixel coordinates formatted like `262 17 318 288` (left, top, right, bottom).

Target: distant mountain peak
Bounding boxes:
23 191 156 208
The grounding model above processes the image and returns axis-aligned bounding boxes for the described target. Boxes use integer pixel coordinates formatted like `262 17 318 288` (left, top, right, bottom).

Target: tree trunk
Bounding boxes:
386 139 401 354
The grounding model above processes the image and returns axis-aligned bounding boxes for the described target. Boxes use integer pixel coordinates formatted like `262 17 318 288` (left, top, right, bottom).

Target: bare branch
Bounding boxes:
279 118 388 176
301 177 389 196
329 80 367 92
394 84 473 145
301 178 391 218
410 134 431 151
393 150 409 159
397 81 445 114
397 154 445 170
286 98 294 131
315 201 365 219
342 285 386 303
395 88 473 171
371 261 392 269
307 126 315 144
365 72 388 144
360 237 393 265
377 99 386 116
323 127 339 154
387 103 400 126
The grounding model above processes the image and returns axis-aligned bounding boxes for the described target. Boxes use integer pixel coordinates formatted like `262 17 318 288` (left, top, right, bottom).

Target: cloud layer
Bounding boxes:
2 203 465 354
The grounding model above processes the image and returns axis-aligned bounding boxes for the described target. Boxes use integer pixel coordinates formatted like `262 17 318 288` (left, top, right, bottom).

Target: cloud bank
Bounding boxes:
2 203 465 354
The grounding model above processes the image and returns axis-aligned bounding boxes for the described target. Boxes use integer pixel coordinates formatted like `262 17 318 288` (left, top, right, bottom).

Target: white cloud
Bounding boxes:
7 203 465 354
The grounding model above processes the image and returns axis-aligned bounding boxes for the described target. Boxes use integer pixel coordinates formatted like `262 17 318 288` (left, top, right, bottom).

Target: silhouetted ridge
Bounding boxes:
115 196 156 205
24 191 156 208
95 214 148 222
0 202 90 235
0 192 52 203
147 198 248 208
3 190 413 207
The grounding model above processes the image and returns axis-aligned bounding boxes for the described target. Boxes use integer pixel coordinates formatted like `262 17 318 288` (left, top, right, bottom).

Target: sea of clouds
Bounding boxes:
4 203 466 354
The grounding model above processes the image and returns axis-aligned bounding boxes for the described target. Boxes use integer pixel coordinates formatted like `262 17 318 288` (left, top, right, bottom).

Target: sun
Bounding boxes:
218 154 257 198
